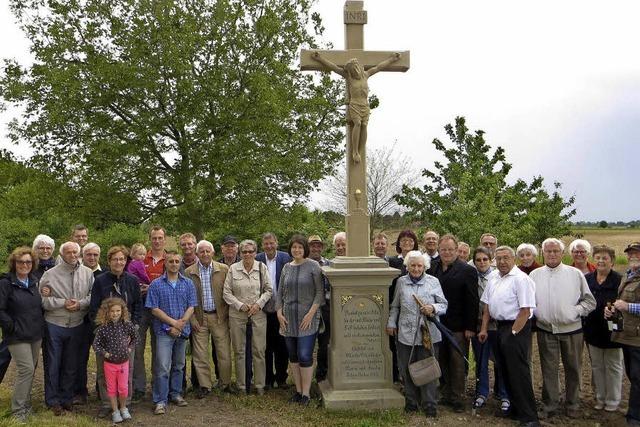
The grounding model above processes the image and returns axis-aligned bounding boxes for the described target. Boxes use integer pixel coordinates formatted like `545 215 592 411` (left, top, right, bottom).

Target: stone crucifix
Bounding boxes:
301 1 410 257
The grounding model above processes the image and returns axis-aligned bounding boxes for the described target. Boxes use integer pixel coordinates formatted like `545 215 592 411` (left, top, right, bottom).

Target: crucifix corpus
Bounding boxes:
298 1 410 411
300 0 410 257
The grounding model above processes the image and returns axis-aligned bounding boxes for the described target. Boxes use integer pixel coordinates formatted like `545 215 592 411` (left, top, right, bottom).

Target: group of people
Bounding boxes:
384 230 639 427
0 224 638 427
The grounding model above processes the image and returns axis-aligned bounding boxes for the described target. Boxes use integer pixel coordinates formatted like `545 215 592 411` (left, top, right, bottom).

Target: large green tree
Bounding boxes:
1 0 344 237
395 116 576 247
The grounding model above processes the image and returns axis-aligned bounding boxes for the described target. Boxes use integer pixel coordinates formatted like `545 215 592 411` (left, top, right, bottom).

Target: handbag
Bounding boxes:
407 311 441 386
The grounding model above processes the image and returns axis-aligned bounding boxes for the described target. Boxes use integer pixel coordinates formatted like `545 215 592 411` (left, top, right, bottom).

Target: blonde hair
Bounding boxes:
95 297 130 326
130 243 147 258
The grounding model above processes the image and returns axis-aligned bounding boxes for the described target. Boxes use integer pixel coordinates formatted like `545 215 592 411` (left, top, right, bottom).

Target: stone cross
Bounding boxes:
300 1 410 257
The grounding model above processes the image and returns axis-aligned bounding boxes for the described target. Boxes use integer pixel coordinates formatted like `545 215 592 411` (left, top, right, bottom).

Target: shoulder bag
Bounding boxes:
407 311 441 386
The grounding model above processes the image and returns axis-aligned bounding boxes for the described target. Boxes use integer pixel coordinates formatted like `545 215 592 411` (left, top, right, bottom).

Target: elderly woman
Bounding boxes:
276 235 324 405
32 234 56 279
470 246 509 413
569 239 596 274
386 250 448 418
516 243 541 275
584 245 623 412
223 239 272 395
0 247 45 423
388 229 420 382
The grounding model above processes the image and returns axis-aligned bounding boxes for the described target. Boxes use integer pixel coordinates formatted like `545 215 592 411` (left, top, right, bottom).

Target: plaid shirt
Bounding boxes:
198 261 215 312
630 303 640 316
145 273 197 337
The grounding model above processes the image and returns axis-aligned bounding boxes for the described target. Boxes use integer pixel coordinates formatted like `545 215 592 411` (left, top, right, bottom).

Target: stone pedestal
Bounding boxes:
320 256 404 409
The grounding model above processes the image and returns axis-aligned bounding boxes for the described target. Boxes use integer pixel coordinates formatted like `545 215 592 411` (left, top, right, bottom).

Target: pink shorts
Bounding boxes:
104 360 129 398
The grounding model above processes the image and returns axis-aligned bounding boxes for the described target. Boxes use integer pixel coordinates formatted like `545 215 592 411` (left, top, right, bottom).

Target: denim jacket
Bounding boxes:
387 273 448 346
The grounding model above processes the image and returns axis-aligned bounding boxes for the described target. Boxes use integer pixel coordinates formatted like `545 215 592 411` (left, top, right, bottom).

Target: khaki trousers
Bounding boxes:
588 344 623 407
191 312 232 389
537 330 583 411
229 311 266 390
8 340 41 414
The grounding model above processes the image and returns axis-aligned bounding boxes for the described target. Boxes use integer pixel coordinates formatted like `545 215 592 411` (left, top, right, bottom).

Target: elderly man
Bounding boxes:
219 235 241 266
479 246 539 427
373 233 389 261
40 242 94 416
185 241 233 397
89 245 142 417
82 242 103 277
606 242 640 426
422 230 440 262
256 233 292 390
333 232 347 257
146 251 197 415
530 238 596 419
480 233 498 261
308 235 331 382
428 234 478 413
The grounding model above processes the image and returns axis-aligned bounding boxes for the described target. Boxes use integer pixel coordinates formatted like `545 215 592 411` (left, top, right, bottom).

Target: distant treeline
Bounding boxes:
571 220 640 228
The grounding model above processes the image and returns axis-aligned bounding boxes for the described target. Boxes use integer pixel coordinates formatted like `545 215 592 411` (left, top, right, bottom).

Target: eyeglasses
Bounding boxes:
110 257 126 263
241 250 255 254
475 257 490 262
37 246 53 251
16 260 33 265
572 250 587 255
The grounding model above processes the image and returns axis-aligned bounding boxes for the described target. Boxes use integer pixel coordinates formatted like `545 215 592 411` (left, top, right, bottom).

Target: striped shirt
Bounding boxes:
198 261 215 312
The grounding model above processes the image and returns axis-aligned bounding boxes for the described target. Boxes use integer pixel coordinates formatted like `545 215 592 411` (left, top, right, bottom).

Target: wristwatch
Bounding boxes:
512 329 518 335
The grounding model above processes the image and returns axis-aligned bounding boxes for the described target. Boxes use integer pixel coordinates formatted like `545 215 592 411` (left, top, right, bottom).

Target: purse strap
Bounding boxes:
407 310 422 364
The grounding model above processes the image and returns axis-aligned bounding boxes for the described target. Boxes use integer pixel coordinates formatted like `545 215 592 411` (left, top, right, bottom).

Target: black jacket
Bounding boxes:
428 258 479 332
89 271 142 326
0 273 45 344
584 270 622 349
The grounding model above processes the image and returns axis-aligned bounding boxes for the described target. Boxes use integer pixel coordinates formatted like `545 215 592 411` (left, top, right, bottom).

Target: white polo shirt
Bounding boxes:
480 266 536 321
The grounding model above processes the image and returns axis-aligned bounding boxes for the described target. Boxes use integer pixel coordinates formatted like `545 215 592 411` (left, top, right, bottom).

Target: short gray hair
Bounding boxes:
333 231 346 245
516 243 538 257
403 250 431 270
196 240 214 252
495 245 516 257
239 239 257 252
59 241 81 254
569 239 591 254
83 242 101 254
541 238 565 252
32 234 55 253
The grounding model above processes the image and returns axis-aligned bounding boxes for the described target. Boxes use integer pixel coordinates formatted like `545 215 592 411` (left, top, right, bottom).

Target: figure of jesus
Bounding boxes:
312 51 401 163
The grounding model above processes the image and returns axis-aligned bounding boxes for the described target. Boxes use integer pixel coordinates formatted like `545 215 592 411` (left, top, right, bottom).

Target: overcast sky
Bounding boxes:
1 1 639 221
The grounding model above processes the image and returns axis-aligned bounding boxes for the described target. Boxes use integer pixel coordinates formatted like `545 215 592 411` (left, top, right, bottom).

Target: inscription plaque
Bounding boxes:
341 296 384 380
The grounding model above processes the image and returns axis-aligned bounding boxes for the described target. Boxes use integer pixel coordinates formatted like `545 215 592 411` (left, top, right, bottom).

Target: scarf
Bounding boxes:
39 258 55 271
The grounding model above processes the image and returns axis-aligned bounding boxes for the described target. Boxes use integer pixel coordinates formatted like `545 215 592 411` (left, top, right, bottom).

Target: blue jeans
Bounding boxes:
471 331 508 400
153 333 187 405
0 338 11 384
285 334 317 368
44 322 83 407
623 345 640 423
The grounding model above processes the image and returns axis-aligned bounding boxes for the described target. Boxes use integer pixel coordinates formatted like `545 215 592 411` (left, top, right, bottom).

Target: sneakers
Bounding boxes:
594 402 605 410
171 396 188 407
473 395 487 409
120 407 132 421
153 403 166 415
112 410 123 423
604 404 618 412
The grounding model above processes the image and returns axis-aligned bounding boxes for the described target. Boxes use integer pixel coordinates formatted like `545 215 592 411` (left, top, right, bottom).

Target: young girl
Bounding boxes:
126 243 150 285
93 298 138 423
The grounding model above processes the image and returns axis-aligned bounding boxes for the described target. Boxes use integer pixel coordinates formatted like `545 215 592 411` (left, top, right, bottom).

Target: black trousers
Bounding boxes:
0 338 11 384
495 319 538 423
315 303 331 381
265 312 289 387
